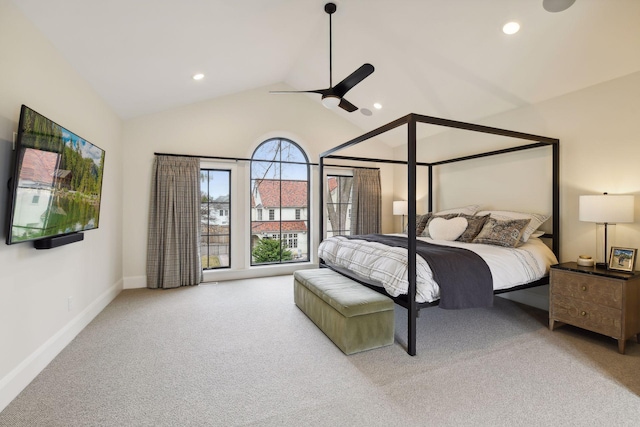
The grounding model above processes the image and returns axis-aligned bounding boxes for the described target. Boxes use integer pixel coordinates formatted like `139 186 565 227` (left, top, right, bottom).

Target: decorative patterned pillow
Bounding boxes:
476 210 549 242
456 214 490 243
403 213 432 236
421 213 460 238
428 217 469 241
472 218 532 248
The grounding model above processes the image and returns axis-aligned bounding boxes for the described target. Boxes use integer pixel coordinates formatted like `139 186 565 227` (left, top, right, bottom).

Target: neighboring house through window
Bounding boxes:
250 138 309 265
200 169 231 269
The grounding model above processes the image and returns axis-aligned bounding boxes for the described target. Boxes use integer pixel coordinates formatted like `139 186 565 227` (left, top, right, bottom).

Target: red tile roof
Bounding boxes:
252 179 307 208
252 221 307 233
327 176 338 192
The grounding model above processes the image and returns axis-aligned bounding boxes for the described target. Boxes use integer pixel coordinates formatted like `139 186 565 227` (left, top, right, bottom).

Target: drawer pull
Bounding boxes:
581 311 587 316
581 285 587 291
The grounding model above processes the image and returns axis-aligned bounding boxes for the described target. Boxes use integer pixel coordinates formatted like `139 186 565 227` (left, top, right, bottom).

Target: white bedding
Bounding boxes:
317 234 558 303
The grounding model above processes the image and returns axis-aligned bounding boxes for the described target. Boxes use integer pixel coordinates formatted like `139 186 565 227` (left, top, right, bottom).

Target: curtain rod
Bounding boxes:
324 164 378 170
155 152 251 162
153 152 378 170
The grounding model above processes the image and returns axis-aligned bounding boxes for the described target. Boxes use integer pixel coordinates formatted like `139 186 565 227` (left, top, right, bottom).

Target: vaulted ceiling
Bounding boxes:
12 0 640 141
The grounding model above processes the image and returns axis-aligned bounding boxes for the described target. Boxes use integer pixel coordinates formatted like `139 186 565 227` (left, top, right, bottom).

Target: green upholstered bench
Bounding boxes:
293 268 395 355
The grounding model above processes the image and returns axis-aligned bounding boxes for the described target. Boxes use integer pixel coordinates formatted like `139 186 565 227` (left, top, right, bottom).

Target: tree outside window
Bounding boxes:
326 174 353 237
250 138 309 265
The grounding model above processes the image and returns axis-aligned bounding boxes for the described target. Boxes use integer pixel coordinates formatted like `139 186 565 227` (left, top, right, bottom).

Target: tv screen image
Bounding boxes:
6 105 106 246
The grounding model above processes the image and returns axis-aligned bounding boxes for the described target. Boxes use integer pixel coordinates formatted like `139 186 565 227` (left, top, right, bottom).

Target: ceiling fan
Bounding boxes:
270 2 374 112
542 0 576 13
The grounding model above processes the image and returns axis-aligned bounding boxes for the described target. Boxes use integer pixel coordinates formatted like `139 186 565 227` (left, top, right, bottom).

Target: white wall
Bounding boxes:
392 71 640 309
475 71 640 262
121 85 395 287
0 0 123 411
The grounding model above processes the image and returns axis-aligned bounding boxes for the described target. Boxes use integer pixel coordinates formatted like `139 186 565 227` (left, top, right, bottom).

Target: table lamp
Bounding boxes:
579 193 634 267
393 200 408 232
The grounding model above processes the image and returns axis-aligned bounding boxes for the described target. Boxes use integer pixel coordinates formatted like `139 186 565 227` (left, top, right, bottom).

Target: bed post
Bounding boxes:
428 165 433 213
407 115 418 356
552 142 560 258
319 157 325 244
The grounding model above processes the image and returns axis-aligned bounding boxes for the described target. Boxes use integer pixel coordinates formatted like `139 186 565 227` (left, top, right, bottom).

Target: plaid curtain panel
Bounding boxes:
350 169 381 235
147 156 202 288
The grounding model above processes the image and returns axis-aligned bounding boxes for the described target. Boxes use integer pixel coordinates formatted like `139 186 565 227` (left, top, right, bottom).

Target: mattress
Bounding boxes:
317 234 559 303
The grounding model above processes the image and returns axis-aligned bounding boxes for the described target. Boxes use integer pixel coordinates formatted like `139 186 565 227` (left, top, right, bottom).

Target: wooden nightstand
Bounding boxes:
549 262 640 354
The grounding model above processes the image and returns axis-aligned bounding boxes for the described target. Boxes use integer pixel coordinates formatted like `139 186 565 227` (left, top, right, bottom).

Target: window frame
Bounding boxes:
200 168 231 270
250 138 310 266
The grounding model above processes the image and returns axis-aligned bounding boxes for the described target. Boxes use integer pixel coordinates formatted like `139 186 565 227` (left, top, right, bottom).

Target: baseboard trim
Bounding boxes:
0 280 123 412
125 264 318 289
202 263 316 283
123 275 146 289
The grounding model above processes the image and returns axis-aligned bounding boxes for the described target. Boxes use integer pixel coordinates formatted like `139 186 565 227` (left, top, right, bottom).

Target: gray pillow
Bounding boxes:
456 214 490 243
404 213 432 236
472 218 532 248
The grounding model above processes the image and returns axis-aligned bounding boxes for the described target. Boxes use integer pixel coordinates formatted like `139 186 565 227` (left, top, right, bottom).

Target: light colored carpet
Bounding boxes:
1 274 639 426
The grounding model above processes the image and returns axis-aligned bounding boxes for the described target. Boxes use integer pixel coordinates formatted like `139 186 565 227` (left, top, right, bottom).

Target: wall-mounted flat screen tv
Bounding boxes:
5 105 106 246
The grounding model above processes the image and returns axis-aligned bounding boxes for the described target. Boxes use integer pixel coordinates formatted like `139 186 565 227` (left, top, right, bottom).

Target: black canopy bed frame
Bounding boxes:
318 113 560 356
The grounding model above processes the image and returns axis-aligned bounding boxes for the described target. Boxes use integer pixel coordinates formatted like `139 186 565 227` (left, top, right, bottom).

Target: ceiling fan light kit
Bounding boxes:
269 2 374 113
321 95 341 109
543 0 576 13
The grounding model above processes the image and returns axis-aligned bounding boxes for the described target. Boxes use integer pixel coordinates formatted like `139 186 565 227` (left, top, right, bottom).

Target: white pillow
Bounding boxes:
529 230 545 239
428 217 468 241
476 210 550 242
435 204 480 216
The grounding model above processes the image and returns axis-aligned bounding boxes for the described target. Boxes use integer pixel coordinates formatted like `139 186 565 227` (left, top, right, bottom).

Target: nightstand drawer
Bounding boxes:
550 294 622 338
550 270 622 309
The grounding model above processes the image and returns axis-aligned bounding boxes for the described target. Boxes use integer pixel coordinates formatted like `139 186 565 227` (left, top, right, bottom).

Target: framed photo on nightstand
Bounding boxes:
608 247 637 272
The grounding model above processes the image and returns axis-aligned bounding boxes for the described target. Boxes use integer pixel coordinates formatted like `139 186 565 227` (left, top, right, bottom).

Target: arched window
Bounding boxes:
250 138 309 265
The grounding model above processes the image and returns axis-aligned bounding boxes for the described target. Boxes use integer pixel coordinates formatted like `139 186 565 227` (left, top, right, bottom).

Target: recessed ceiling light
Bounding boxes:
192 73 205 81
502 22 520 35
373 103 382 110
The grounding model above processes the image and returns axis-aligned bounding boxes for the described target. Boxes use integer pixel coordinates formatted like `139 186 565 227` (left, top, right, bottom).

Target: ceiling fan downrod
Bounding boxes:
325 2 337 88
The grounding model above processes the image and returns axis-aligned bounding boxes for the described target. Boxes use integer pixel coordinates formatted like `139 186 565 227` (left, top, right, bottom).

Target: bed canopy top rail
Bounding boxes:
324 142 549 167
320 113 559 159
319 113 559 356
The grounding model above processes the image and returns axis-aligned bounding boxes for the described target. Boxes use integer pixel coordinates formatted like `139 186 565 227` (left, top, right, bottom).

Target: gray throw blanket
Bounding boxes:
344 234 493 309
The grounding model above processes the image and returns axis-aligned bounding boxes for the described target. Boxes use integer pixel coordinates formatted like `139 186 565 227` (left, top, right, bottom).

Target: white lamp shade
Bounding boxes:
321 95 341 109
393 200 408 216
579 194 634 223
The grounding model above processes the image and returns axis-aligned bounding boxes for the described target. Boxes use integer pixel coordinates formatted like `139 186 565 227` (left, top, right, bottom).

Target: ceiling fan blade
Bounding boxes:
332 63 375 98
269 88 331 95
338 98 358 112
